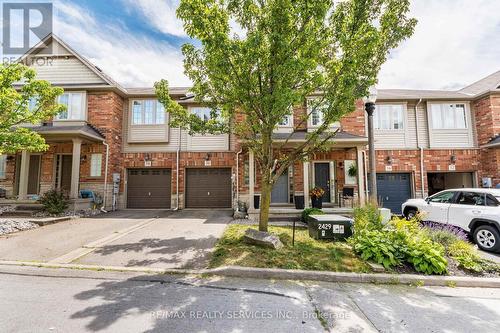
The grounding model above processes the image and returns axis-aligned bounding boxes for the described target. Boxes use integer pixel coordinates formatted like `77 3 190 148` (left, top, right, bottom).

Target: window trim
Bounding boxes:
89 153 103 178
306 98 340 129
428 102 469 130
55 91 87 121
130 99 168 126
373 103 406 131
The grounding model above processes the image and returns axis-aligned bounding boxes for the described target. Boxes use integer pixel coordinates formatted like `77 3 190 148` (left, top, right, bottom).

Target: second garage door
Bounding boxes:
127 169 171 209
185 168 232 208
376 173 412 214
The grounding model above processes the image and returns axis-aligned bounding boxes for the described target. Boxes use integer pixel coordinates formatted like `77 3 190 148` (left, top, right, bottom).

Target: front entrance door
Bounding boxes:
14 154 41 196
271 173 289 203
314 163 331 203
55 155 73 194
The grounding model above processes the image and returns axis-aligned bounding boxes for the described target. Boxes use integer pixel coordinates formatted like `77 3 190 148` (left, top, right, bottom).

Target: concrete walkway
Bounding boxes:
0 210 231 269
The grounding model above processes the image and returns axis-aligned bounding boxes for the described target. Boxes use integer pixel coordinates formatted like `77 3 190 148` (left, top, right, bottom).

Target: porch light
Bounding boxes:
450 155 457 164
204 153 211 161
363 86 378 104
80 155 87 163
144 153 151 161
387 155 393 165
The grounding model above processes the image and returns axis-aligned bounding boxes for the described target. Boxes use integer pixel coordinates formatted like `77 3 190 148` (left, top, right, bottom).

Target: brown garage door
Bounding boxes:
185 168 232 208
127 169 171 209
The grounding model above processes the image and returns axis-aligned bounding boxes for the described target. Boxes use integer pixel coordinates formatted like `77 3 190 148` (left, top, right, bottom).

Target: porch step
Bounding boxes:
0 203 43 217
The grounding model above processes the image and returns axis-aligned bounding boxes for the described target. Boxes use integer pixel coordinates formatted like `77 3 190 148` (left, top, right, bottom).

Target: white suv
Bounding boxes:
402 188 500 253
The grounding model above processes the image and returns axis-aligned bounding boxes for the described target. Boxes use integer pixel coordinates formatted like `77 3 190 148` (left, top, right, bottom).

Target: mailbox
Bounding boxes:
307 214 353 240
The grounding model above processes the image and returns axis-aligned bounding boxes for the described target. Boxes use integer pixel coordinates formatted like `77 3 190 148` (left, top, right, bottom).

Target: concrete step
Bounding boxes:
15 204 43 211
1 210 37 217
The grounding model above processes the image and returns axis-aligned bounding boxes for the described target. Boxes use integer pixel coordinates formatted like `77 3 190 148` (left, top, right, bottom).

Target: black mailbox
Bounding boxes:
307 214 353 240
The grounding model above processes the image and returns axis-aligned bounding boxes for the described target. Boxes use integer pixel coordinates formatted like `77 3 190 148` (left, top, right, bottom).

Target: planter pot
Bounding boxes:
294 195 305 210
311 197 323 209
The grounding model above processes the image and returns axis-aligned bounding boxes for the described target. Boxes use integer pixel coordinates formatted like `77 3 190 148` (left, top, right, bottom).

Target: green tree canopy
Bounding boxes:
156 0 416 231
0 64 65 154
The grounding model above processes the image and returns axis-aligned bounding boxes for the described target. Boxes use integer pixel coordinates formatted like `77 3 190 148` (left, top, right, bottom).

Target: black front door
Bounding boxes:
314 163 331 202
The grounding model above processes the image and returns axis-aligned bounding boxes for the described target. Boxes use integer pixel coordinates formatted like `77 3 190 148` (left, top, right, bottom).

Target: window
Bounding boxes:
131 100 166 125
429 191 456 203
0 155 6 179
430 104 467 129
192 107 214 121
56 92 85 120
90 154 102 177
486 194 500 207
307 99 340 127
457 192 486 206
374 104 405 130
244 160 249 186
278 115 293 127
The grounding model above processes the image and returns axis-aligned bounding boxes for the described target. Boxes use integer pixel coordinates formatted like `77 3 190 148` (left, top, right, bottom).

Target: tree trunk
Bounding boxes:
259 175 272 232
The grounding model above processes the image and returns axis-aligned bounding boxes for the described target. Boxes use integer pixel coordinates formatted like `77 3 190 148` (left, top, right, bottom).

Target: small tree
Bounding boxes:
156 0 416 232
0 63 65 154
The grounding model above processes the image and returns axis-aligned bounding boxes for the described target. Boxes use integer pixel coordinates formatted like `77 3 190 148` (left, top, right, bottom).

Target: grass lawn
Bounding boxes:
209 225 370 273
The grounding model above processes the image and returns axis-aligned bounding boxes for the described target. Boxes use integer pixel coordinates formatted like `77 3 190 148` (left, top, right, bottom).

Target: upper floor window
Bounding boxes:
132 100 165 125
191 107 222 122
307 99 339 128
374 104 405 130
56 92 85 121
278 114 293 127
430 103 467 129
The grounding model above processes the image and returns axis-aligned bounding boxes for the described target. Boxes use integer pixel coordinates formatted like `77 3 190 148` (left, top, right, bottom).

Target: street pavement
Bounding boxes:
1 265 500 333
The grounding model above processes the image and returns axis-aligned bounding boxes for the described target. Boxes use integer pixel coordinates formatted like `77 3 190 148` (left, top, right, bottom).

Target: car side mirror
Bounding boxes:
425 197 430 204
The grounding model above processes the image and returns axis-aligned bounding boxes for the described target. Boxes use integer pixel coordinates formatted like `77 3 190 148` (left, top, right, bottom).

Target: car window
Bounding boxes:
429 191 456 203
456 192 485 206
486 194 500 207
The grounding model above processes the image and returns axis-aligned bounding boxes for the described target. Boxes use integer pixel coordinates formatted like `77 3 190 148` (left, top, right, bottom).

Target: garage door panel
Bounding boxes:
374 173 411 214
127 169 171 209
186 168 232 208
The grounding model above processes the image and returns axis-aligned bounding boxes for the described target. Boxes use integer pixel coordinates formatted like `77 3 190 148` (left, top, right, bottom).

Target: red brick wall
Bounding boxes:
340 100 366 136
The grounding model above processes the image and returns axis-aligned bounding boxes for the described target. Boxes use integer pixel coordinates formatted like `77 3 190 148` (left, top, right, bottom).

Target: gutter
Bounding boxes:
414 98 425 198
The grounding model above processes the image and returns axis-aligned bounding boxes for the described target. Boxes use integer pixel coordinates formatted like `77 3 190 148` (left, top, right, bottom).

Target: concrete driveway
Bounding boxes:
0 209 232 269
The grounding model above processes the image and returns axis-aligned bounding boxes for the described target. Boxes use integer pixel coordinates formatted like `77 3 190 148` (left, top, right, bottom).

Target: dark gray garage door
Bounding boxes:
185 168 232 208
127 169 171 209
376 173 412 214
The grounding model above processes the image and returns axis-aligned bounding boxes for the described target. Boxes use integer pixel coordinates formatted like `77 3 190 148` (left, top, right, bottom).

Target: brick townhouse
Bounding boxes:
0 34 498 215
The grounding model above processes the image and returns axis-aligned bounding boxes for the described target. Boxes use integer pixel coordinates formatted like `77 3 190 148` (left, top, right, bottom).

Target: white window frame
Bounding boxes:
131 99 166 125
373 103 406 131
90 154 102 177
307 98 340 129
55 92 87 121
429 103 468 130
0 155 6 179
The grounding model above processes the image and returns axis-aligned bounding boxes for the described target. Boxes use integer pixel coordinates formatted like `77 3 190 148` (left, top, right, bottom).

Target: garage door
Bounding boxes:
127 169 171 209
185 168 232 208
376 173 412 214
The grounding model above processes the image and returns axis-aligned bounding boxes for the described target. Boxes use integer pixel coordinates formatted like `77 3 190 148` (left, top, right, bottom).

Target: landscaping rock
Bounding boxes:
233 210 247 219
243 228 283 249
0 219 39 235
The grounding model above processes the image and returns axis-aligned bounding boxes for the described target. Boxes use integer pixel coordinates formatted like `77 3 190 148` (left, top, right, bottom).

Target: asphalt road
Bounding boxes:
1 265 500 333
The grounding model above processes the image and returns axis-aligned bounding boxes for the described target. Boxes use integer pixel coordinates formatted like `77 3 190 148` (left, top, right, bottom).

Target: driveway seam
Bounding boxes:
47 217 160 264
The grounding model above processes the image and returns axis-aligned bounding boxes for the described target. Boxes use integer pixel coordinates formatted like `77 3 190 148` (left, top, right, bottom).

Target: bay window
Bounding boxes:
56 92 85 120
374 104 405 130
430 103 467 129
132 100 166 125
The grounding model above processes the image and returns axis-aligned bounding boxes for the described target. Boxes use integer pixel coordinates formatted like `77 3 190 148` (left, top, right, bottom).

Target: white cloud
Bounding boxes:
53 1 190 87
121 0 186 37
378 0 500 90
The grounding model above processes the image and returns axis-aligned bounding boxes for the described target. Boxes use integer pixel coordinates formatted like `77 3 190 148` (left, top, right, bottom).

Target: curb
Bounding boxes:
1 260 500 288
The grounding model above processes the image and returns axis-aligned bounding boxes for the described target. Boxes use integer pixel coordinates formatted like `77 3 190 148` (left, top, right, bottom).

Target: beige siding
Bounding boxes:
187 134 229 151
129 125 169 143
427 102 475 148
372 103 408 149
30 57 106 85
417 102 430 148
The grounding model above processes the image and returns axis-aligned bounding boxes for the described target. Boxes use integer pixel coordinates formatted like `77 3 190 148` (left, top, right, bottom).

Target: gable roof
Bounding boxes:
459 70 500 96
18 33 127 94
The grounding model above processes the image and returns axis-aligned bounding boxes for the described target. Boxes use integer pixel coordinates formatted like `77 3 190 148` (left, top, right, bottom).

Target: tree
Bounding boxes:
0 63 65 154
156 0 416 232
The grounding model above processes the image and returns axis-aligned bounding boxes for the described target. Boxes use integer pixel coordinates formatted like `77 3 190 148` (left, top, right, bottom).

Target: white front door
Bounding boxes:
422 191 457 223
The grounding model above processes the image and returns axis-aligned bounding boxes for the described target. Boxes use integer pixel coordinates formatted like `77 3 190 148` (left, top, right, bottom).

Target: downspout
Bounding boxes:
415 98 425 198
101 141 109 212
363 150 369 199
235 148 243 211
174 129 181 210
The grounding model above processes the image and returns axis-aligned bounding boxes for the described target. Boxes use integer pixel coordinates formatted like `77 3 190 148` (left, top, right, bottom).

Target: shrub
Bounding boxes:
302 208 324 222
39 190 68 215
353 204 383 231
448 240 484 273
349 229 405 269
406 238 447 275
421 221 468 242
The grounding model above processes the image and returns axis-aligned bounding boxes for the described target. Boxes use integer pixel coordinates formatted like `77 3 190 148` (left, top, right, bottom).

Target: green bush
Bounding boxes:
39 190 68 215
301 208 324 222
349 207 448 275
424 228 461 248
448 240 484 273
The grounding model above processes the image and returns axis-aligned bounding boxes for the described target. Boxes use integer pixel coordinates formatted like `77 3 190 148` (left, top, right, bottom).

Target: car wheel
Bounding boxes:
473 225 500 252
405 209 417 220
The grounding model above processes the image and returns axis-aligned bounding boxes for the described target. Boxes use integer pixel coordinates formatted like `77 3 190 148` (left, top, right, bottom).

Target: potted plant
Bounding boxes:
348 164 358 178
310 187 325 209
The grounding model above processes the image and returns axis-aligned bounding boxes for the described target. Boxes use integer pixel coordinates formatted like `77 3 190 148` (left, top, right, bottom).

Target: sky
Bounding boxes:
5 0 500 90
